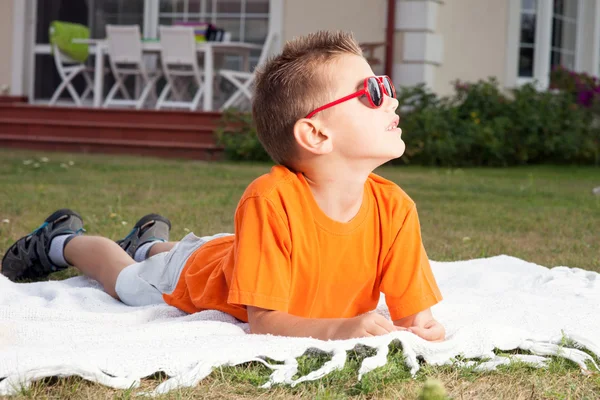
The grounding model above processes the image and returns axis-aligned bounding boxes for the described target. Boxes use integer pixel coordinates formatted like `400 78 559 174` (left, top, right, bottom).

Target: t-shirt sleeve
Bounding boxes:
379 204 442 320
227 196 292 312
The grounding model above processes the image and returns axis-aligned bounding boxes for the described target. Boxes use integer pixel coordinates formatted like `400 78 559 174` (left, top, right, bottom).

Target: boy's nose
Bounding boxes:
384 94 399 112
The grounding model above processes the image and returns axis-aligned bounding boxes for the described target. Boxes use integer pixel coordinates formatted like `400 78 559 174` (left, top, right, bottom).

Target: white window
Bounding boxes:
157 0 269 70
515 0 583 88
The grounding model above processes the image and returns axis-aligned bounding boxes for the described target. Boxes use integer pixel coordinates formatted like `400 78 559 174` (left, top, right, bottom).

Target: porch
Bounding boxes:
0 97 223 160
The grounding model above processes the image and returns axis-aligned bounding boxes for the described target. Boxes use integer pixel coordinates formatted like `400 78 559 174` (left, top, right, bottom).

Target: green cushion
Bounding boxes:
49 21 89 63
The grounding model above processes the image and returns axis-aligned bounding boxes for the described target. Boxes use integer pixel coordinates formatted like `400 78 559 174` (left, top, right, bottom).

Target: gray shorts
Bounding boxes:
115 232 232 307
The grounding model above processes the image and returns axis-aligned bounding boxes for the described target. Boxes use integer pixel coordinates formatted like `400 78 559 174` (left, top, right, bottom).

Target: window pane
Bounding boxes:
218 17 242 41
206 0 214 13
554 0 577 18
244 18 268 44
553 0 564 14
222 54 242 70
522 0 537 12
519 47 535 77
188 0 202 13
564 0 578 19
551 17 563 48
36 0 88 44
92 0 144 38
563 53 575 70
551 50 562 68
159 16 175 26
34 54 60 99
186 0 213 16
160 0 185 13
520 14 536 44
551 51 575 70
562 21 577 51
217 0 242 14
246 0 269 14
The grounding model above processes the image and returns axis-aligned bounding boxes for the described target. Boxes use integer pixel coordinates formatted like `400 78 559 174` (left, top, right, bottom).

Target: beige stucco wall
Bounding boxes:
0 0 14 93
434 0 509 96
282 0 387 72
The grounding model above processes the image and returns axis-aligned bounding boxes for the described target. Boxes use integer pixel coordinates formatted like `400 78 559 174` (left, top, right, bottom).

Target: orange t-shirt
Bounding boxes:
163 165 442 322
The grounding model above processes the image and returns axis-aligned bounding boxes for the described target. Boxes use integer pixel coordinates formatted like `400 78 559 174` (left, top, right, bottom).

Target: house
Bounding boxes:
1 0 600 102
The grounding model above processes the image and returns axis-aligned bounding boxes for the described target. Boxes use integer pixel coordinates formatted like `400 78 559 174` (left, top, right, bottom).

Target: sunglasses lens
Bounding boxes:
382 77 396 98
367 77 383 106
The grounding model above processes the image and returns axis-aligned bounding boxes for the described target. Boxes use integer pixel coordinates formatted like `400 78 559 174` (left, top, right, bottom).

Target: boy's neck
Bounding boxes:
301 163 372 223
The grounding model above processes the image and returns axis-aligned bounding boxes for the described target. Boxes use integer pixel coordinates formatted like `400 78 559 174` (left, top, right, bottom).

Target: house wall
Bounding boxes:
0 0 14 94
433 0 509 96
281 0 387 72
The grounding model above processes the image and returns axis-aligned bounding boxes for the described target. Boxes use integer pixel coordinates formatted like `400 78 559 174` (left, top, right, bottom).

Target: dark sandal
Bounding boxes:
116 214 171 259
1 209 84 281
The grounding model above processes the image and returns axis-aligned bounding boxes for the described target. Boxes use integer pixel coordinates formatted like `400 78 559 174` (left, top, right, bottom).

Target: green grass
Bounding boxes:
1 149 599 399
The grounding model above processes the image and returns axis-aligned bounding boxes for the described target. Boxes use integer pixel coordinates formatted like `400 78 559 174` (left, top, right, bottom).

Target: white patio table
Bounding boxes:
69 38 263 111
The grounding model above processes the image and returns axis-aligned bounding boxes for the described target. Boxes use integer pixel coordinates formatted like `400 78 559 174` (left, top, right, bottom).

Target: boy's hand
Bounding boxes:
333 313 402 340
394 308 446 342
407 319 445 342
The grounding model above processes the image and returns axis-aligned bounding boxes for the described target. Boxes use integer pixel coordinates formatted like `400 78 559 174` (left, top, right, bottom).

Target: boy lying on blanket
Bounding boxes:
1 31 444 342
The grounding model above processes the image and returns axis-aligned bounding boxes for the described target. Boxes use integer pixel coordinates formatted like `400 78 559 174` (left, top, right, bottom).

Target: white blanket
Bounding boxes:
1 255 599 396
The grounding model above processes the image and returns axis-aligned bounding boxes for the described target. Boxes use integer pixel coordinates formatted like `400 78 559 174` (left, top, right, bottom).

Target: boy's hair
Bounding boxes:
252 31 363 166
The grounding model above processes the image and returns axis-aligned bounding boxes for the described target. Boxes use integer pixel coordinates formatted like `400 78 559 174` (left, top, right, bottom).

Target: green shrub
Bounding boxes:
550 65 600 113
397 79 599 166
214 109 271 162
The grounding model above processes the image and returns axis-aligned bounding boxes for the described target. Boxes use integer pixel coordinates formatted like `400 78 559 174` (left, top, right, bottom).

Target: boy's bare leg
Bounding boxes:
65 237 179 299
65 235 135 299
148 241 177 257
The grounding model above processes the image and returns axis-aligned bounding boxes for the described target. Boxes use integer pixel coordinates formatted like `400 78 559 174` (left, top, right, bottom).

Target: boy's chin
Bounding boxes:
373 148 406 166
385 143 406 160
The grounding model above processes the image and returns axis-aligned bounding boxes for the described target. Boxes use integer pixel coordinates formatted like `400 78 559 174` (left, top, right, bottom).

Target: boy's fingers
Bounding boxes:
408 326 443 341
373 318 398 334
367 324 393 336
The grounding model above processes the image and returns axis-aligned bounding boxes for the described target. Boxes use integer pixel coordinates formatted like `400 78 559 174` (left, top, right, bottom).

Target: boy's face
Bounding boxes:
318 54 404 165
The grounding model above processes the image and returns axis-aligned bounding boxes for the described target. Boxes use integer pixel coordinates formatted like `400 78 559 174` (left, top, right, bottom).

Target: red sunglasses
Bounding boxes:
305 75 396 119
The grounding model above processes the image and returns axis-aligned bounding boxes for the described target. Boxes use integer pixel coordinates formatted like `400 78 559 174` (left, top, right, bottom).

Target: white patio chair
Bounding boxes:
103 25 161 109
49 44 95 107
155 26 205 111
218 32 278 111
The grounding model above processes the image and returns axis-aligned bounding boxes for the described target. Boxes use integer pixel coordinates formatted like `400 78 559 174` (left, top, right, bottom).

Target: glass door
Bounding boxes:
31 0 145 102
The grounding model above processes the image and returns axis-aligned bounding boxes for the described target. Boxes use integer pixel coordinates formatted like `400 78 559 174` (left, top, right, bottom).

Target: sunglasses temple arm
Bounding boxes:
305 90 367 119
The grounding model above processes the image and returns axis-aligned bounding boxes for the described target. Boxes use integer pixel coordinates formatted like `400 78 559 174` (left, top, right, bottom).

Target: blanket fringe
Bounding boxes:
566 333 600 370
289 348 347 387
261 358 299 388
456 354 550 372
2 336 599 397
358 342 390 380
0 365 138 396
149 361 215 396
521 338 600 373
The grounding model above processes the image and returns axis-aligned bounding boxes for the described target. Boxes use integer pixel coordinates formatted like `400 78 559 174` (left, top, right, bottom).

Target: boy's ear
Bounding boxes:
293 118 333 155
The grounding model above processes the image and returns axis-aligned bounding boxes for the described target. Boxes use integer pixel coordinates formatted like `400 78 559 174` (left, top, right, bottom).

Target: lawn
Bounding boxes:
1 149 599 399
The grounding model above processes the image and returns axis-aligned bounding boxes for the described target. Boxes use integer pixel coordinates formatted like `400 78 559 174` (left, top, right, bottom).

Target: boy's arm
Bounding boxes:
379 203 444 341
247 306 400 340
393 308 445 342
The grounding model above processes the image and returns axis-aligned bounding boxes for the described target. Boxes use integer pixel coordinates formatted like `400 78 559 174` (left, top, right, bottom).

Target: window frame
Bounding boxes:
509 0 585 90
